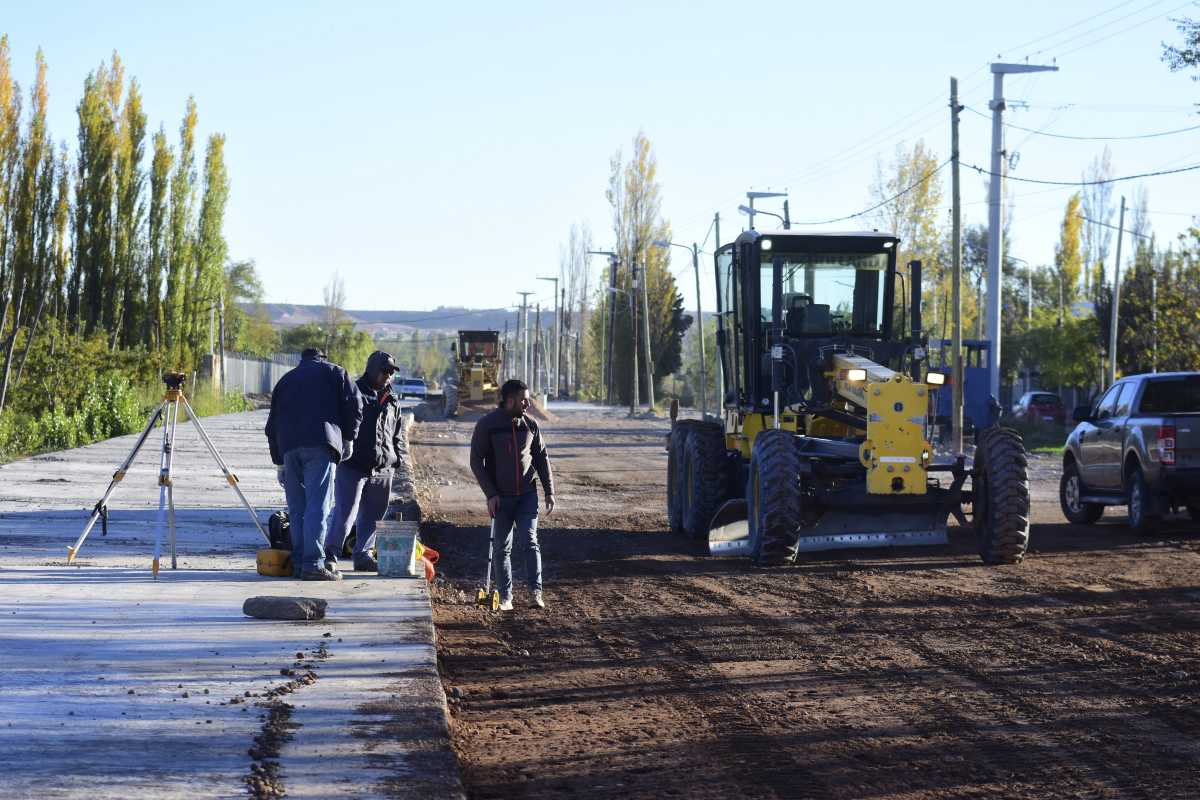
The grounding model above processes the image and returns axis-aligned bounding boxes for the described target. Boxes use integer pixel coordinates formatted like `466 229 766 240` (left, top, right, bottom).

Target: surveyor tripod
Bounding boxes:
66 372 269 576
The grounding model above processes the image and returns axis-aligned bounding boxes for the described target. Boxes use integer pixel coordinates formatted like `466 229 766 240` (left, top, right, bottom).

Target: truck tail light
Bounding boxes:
1158 425 1176 465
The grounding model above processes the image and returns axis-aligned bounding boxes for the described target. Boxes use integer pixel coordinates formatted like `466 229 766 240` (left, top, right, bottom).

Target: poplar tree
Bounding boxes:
74 58 119 333
189 132 227 354
0 37 22 336
113 78 146 347
164 96 197 354
1054 193 1084 319
145 127 171 348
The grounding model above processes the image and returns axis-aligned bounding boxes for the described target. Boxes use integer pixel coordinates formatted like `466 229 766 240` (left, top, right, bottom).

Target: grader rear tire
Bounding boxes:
667 421 702 534
747 428 802 566
680 422 728 541
973 426 1031 565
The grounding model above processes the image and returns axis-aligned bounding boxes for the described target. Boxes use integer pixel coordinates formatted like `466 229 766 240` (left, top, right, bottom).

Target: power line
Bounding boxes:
1054 0 1197 59
964 160 1200 185
790 159 951 226
963 105 1200 140
1027 0 1181 58
1080 215 1154 239
996 0 1142 57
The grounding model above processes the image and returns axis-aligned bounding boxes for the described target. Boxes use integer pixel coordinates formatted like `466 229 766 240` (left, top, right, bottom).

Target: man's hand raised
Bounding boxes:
487 495 500 518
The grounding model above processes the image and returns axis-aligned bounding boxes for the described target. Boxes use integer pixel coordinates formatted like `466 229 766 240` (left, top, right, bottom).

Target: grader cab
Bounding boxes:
666 230 1030 566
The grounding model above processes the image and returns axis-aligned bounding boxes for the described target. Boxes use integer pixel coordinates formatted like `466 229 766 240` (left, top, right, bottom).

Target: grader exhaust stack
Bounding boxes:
664 230 1029 567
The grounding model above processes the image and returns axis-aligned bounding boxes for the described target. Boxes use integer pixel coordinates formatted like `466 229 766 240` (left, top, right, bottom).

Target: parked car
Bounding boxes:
1012 391 1066 425
1060 372 1200 533
396 377 428 399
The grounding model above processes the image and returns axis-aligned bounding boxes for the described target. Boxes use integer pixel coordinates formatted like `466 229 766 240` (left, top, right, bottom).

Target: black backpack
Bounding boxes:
267 511 292 551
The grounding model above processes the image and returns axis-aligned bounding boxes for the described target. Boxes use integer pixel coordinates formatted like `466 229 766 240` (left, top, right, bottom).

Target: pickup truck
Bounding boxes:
1060 372 1200 533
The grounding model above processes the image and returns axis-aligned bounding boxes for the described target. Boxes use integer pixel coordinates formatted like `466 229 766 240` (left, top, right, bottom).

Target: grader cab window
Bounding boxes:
760 252 887 337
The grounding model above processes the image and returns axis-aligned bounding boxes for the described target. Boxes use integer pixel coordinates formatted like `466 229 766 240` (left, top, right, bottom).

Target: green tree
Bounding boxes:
1163 15 1200 76
113 77 146 347
145 127 171 347
164 96 197 356
188 133 227 355
74 56 120 334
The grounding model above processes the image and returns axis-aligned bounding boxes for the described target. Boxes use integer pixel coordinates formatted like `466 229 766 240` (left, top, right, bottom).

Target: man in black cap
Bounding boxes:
325 351 403 573
266 347 362 580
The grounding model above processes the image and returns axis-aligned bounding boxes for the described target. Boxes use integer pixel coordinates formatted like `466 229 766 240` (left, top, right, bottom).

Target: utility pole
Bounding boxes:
217 291 226 393
606 257 619 405
950 76 965 457
502 320 509 379
714 213 723 407
516 291 532 384
534 303 542 396
985 61 1058 403
639 258 655 410
691 243 707 416
559 287 566 397
1108 195 1126 387
783 199 791 230
537 276 559 395
630 262 640 415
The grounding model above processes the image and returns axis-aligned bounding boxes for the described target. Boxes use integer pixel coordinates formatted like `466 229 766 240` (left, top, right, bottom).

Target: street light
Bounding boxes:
737 204 785 229
654 239 709 416
745 190 789 230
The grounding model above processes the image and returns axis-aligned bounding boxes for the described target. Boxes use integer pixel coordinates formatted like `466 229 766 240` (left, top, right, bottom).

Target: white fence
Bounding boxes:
223 352 300 395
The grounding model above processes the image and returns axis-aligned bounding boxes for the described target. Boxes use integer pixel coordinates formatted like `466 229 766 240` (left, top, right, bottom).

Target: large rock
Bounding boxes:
242 596 328 621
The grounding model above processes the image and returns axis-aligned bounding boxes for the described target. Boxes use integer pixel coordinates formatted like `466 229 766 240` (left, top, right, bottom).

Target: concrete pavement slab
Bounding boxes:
0 410 462 798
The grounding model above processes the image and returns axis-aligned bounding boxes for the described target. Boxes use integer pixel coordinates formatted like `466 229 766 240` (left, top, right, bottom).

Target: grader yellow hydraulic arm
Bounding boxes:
666 229 1030 566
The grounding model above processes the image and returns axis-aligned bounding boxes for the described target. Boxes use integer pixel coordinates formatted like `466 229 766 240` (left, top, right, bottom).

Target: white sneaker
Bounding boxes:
531 591 545 609
498 598 514 612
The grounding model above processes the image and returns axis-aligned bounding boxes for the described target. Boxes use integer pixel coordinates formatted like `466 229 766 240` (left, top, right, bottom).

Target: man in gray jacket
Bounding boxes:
469 379 554 611
325 351 403 574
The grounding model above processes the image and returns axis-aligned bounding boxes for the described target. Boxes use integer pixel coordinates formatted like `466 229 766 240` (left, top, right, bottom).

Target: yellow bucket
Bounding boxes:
256 548 292 577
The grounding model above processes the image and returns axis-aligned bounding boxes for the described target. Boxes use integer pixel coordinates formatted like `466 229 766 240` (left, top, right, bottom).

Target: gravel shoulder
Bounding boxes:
416 406 1200 800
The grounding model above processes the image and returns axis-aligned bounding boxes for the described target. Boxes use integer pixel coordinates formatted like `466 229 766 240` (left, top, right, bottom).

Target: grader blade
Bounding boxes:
706 499 750 556
793 509 947 553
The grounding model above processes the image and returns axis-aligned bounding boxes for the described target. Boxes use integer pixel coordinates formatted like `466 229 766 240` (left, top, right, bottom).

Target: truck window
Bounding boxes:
1094 385 1121 420
1113 382 1137 417
1138 376 1200 414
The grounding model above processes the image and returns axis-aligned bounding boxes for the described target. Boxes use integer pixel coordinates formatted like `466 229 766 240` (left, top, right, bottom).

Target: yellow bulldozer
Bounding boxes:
450 330 503 409
666 229 1030 566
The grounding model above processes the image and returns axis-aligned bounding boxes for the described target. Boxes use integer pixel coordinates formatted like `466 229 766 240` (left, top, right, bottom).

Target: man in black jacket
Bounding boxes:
325 351 403 573
469 378 554 611
265 348 362 580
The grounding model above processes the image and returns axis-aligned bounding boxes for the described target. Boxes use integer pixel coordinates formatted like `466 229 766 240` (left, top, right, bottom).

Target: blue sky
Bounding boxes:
3 1 1198 314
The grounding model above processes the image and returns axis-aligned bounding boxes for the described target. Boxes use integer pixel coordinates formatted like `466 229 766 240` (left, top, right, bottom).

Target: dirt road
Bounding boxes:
415 404 1200 800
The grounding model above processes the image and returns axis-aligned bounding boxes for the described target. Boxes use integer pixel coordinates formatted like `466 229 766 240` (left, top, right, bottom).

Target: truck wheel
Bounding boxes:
1060 459 1103 524
1127 466 1161 535
747 428 801 566
681 423 728 541
667 421 701 534
974 426 1031 564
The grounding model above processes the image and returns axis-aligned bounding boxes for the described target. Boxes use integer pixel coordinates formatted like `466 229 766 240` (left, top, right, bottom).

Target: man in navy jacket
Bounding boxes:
265 348 362 580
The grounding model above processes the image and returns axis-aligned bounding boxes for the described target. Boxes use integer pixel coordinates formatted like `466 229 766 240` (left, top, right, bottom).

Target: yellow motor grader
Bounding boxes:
451 330 503 408
666 230 1030 566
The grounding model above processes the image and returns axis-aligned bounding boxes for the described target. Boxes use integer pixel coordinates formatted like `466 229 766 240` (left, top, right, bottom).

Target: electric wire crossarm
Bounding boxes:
66 371 270 575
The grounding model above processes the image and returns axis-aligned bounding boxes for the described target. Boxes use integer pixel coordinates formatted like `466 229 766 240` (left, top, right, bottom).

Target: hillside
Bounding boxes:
251 304 531 337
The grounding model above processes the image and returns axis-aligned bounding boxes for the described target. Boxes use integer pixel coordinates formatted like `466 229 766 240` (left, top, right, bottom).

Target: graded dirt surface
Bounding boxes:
414 404 1200 800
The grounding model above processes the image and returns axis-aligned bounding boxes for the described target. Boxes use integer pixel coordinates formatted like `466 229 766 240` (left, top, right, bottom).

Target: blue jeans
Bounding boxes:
492 492 541 600
325 464 392 565
282 446 336 575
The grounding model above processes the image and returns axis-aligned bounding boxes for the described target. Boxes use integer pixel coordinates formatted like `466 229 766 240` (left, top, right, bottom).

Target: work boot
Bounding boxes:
353 554 378 573
302 566 342 582
498 597 514 612
530 590 545 609
324 558 340 576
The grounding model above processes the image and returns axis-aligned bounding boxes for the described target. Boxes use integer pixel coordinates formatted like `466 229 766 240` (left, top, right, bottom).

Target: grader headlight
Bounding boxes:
846 368 867 382
926 372 946 386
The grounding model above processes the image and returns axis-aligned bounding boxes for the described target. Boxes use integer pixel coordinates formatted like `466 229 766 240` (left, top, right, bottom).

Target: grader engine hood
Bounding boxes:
832 353 933 496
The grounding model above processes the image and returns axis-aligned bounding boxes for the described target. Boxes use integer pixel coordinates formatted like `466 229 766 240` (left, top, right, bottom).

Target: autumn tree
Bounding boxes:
602 131 687 406
871 140 944 334
145 127 171 347
188 133 228 355
1054 193 1084 319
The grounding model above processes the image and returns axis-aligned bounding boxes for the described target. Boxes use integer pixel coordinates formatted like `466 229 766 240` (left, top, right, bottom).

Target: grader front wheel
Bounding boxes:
680 423 728 541
973 427 1031 565
747 428 802 566
667 420 701 534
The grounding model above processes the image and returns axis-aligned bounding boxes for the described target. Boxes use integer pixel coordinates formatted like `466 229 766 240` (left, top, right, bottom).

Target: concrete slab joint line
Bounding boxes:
0 409 464 799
